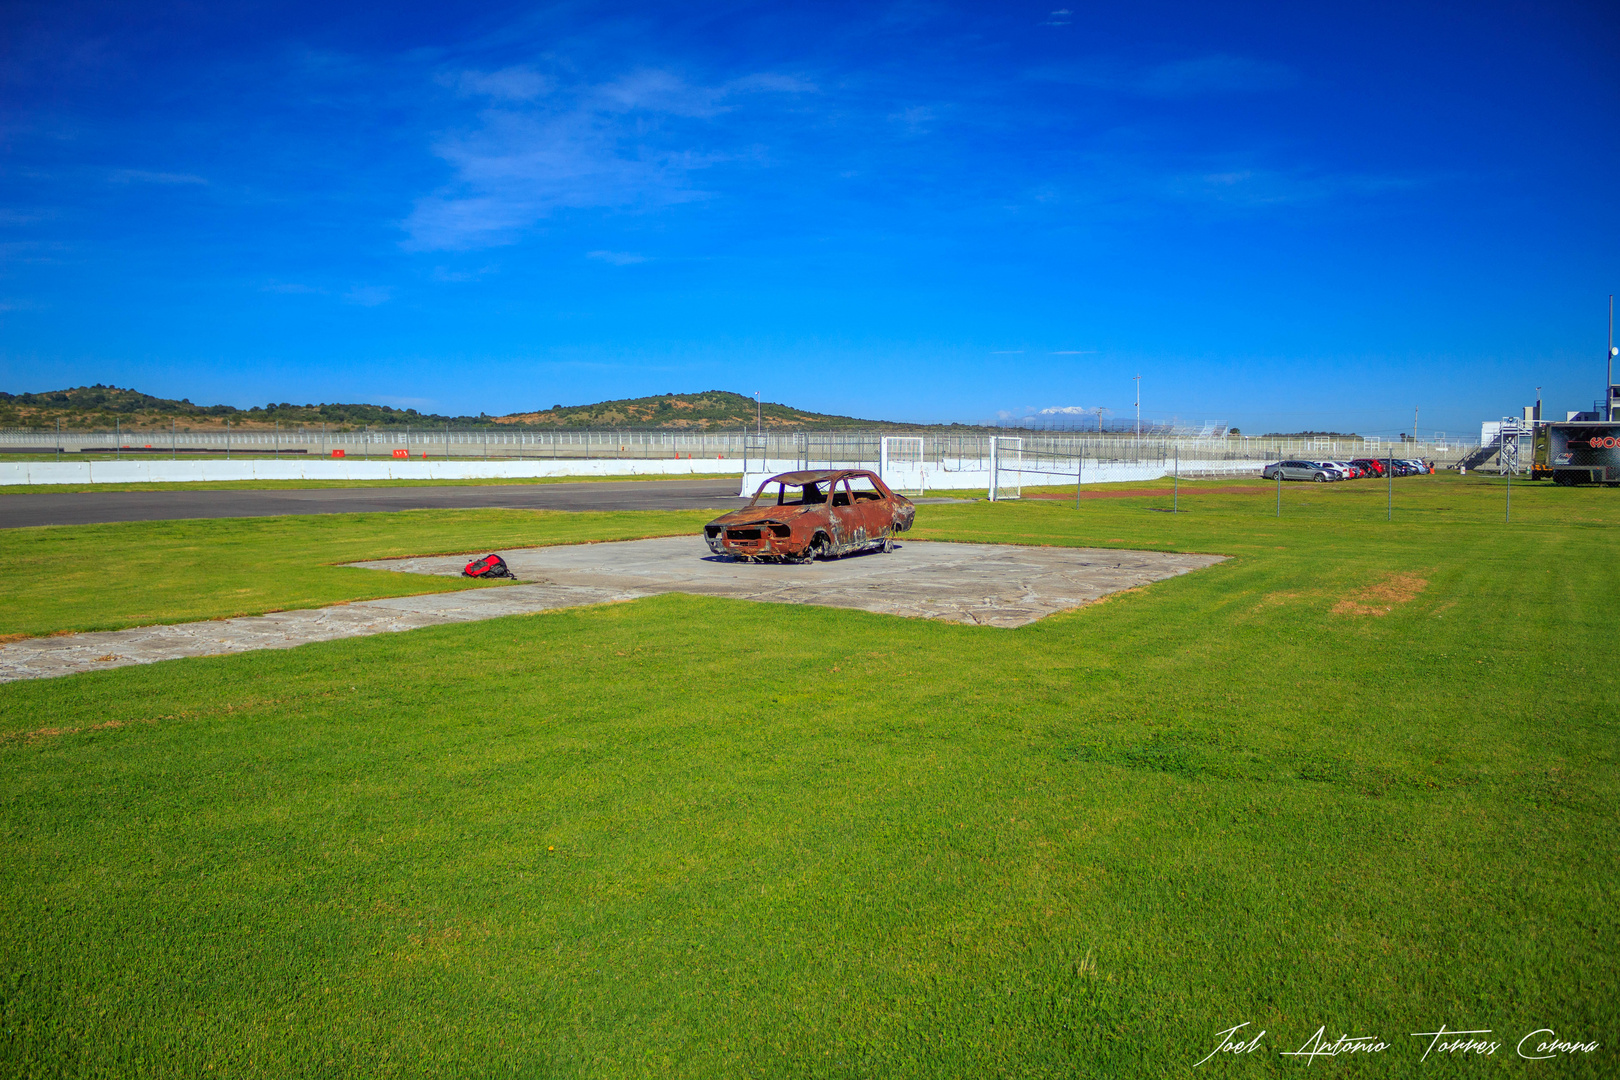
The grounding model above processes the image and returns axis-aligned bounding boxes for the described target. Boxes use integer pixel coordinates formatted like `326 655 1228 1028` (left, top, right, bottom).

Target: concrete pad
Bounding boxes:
351 536 1224 628
0 538 1224 684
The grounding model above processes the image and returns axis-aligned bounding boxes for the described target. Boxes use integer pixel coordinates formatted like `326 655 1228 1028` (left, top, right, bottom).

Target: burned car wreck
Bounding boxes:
704 470 916 562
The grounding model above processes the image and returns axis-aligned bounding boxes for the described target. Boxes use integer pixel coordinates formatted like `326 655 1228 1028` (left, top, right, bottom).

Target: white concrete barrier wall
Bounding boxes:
3 455 1263 491
739 458 1267 497
0 457 744 487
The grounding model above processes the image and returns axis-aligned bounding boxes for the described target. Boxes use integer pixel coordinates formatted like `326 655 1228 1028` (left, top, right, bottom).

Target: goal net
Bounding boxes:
880 437 926 497
990 436 1023 501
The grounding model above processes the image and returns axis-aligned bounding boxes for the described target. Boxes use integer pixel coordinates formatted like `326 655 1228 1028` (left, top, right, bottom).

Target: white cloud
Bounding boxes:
1164 167 1415 207
0 208 54 225
405 66 812 251
109 169 207 185
1031 54 1297 98
726 72 817 95
431 265 496 282
343 285 394 306
1136 55 1297 97
587 250 647 265
596 68 727 118
889 105 938 136
455 66 551 101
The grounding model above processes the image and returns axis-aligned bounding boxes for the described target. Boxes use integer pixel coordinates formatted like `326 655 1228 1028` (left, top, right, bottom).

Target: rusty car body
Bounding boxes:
703 469 916 562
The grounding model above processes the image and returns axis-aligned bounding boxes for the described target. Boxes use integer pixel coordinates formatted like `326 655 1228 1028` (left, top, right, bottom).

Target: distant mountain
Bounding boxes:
0 385 972 431
0 385 477 430
496 390 900 431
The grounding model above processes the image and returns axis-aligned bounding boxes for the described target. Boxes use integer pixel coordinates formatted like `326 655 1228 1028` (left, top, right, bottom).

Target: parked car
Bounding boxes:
704 469 915 562
1329 460 1362 478
1350 457 1385 477
1310 461 1349 480
1262 460 1337 482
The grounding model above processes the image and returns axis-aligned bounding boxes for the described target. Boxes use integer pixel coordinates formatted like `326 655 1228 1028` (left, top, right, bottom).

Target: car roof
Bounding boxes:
763 469 877 484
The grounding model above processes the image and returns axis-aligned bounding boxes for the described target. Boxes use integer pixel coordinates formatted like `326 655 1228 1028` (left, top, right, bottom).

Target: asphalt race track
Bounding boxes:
0 478 748 528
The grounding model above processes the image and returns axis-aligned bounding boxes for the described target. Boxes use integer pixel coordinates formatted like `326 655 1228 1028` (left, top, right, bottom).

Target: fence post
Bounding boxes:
988 438 999 501
1387 455 1393 520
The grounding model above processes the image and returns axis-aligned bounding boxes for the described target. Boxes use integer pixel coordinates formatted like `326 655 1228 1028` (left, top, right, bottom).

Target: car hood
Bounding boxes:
706 504 822 527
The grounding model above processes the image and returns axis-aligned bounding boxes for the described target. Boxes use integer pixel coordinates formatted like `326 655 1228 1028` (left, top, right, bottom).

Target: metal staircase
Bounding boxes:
1457 435 1503 471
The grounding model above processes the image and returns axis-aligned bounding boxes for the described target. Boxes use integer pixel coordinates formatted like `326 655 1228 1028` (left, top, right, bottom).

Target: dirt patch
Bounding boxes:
1084 586 1145 608
0 716 160 745
1024 486 1267 501
1332 572 1429 616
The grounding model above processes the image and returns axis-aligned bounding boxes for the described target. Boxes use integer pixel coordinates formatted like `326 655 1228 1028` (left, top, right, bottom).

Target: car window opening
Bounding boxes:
846 476 884 501
753 482 827 508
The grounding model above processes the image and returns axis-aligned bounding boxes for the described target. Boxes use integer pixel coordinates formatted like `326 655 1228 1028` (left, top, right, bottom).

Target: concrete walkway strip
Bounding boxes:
0 538 1224 683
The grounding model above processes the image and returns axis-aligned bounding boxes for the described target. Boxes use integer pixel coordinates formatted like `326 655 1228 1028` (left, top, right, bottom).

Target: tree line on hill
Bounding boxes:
0 385 991 432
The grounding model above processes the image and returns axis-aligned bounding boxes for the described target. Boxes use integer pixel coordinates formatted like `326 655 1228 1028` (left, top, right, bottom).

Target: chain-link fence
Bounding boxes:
0 425 1479 469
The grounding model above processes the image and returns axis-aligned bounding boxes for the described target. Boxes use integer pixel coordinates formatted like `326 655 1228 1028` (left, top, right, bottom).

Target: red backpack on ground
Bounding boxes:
463 554 513 579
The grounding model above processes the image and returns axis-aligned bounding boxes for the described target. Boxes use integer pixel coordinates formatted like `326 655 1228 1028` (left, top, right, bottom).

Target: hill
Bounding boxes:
496 390 898 431
0 386 964 432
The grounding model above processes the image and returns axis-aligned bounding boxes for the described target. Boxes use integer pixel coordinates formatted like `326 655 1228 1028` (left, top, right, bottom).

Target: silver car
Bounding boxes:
1262 459 1337 482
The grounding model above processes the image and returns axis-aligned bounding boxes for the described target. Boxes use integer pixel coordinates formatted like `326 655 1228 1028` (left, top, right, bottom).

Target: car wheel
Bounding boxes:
882 535 895 553
1313 473 1326 482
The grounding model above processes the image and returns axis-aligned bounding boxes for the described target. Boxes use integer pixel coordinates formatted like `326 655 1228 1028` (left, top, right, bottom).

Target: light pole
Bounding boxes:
1133 375 1141 455
755 391 762 434
1608 294 1616 421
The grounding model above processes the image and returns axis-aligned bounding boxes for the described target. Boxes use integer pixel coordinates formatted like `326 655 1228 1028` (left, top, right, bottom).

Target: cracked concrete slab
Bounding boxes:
352 536 1224 629
0 537 1224 683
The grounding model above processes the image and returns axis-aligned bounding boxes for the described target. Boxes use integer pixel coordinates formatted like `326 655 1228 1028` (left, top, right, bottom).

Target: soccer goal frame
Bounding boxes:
880 436 926 497
989 436 1024 501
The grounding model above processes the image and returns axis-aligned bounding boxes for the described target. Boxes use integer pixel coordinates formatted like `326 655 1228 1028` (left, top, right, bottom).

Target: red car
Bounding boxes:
704 469 916 562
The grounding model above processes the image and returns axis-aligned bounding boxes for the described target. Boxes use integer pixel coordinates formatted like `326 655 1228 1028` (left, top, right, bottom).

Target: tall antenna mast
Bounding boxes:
1608 294 1615 420
1133 375 1141 443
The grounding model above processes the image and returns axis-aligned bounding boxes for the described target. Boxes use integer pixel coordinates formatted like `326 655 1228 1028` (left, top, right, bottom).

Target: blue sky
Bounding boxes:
2 0 1617 435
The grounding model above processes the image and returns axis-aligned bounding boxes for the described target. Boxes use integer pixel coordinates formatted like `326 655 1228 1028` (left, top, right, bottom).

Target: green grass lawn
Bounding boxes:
0 510 716 639
1 474 1615 1077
